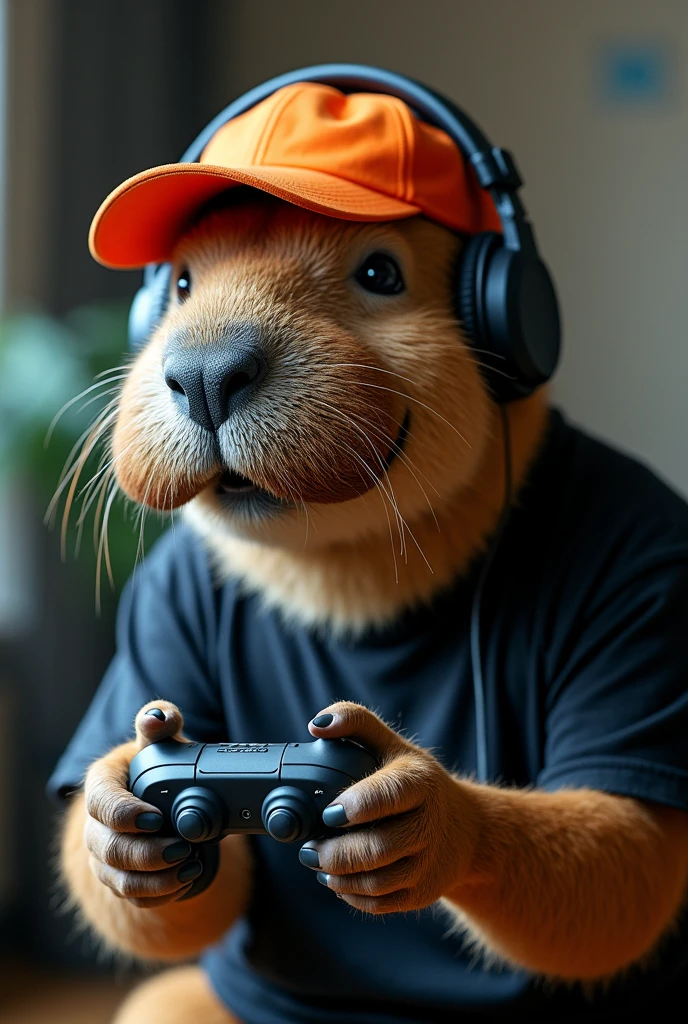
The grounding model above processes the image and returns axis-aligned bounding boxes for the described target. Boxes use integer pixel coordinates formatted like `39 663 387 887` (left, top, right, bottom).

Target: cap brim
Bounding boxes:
89 164 422 269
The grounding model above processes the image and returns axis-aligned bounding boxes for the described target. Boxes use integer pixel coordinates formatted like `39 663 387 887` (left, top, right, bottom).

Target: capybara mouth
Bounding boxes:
384 409 410 472
213 466 288 519
216 468 258 495
213 410 409 511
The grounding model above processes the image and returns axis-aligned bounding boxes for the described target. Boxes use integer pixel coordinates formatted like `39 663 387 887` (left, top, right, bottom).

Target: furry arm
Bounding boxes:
59 702 251 961
303 702 688 980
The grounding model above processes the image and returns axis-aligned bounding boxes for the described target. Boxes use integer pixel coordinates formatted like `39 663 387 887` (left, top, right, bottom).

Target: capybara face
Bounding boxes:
111 191 492 550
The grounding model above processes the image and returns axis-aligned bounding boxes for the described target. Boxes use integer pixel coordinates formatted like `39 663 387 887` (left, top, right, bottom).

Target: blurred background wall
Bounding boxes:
0 0 685 1010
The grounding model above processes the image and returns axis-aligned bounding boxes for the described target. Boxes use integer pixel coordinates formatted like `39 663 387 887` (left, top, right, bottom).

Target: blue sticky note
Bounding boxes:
599 42 670 105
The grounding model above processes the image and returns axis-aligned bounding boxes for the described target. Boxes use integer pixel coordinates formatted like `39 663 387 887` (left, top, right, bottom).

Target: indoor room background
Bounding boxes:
0 0 685 1018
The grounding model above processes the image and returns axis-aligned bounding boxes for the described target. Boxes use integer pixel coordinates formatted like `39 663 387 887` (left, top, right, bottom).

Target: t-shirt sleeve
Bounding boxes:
46 529 225 803
538 550 688 811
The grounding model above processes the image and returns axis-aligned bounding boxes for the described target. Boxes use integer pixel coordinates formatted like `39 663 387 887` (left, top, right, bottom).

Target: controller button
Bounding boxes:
176 808 210 842
266 808 300 842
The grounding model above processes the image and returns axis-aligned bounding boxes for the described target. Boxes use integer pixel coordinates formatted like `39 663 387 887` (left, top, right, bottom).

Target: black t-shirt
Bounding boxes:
48 409 688 1023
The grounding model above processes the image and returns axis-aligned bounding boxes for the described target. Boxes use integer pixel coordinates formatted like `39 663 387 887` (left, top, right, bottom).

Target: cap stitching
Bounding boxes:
250 85 305 166
398 102 416 204
91 165 428 217
90 165 432 268
388 100 409 203
98 163 428 209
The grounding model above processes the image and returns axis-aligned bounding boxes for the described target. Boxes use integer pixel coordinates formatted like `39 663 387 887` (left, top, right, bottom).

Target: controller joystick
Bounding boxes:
261 786 318 843
171 787 225 842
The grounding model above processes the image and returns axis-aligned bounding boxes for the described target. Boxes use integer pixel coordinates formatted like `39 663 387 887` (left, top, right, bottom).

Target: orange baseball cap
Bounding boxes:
89 82 501 269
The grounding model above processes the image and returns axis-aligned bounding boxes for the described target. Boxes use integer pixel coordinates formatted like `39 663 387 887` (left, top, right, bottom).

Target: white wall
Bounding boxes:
217 0 688 496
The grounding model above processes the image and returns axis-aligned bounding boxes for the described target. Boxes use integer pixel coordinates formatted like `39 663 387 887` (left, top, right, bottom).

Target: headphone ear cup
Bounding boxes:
482 246 561 401
457 232 500 346
457 232 560 403
458 232 510 401
127 264 172 352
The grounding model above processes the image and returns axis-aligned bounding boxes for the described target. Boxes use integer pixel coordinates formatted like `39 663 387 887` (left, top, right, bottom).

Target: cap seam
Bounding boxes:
398 102 416 204
251 85 305 166
389 100 410 203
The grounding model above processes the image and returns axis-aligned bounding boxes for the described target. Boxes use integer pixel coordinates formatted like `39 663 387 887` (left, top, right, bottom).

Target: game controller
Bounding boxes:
129 737 377 898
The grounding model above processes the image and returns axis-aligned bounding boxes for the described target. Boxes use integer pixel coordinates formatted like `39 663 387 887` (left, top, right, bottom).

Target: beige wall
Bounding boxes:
0 0 53 634
4 0 57 307
215 0 688 496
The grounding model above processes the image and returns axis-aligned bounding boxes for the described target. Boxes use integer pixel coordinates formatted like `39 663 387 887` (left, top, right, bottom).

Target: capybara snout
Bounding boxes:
162 322 268 432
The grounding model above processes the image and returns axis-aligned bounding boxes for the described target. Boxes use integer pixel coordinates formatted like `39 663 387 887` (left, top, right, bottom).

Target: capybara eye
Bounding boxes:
355 253 405 296
176 267 191 302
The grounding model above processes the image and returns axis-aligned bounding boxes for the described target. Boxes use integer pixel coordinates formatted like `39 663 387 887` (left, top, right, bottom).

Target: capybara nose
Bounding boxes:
163 343 265 432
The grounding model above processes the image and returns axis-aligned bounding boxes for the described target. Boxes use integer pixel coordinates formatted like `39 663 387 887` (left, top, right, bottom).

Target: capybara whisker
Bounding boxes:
44 374 126 446
95 482 119 610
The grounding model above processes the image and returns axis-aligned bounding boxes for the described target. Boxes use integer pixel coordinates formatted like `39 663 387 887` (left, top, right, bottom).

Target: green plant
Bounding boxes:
0 301 165 600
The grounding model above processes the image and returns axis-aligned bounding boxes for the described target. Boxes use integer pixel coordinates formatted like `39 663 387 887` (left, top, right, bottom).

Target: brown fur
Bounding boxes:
112 966 238 1024
445 784 688 980
58 193 688 1018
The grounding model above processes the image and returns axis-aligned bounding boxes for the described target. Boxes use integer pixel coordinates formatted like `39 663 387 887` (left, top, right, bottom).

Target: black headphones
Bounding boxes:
127 63 561 403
